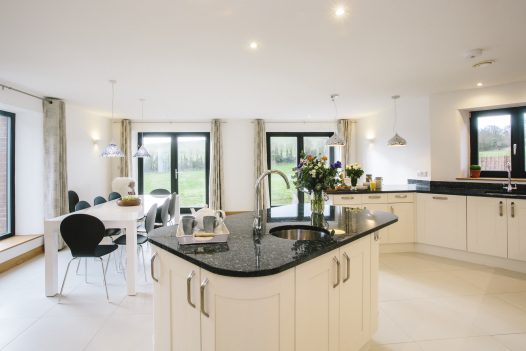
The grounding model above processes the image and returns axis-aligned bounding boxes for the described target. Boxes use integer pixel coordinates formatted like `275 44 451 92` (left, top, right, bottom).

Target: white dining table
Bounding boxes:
44 195 168 297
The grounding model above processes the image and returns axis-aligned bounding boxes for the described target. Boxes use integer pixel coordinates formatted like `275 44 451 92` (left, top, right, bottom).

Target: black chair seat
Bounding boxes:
114 234 148 245
105 228 121 237
73 244 118 258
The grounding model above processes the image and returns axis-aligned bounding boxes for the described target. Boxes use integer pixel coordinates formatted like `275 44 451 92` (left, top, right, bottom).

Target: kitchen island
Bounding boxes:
149 204 397 351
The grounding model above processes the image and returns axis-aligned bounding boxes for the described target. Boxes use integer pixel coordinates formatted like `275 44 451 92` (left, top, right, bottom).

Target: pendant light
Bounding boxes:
326 94 345 147
133 99 151 158
387 95 407 147
101 80 125 157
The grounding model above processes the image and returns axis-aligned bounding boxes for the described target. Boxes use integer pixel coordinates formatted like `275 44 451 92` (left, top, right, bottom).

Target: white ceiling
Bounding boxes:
1 0 525 120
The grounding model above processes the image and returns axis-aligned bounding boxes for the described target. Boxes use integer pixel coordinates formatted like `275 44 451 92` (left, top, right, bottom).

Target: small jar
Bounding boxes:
375 177 383 190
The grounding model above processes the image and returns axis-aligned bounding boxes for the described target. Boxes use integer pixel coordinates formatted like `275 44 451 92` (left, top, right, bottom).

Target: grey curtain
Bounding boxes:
119 119 132 177
209 119 224 210
254 119 269 210
337 119 356 166
43 99 68 249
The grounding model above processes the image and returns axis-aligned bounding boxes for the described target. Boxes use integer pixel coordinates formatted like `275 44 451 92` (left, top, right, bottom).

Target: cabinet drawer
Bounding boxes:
363 194 388 204
388 193 414 203
333 194 363 205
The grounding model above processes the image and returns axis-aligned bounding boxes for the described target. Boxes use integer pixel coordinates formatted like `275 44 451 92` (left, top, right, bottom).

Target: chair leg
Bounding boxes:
140 244 147 282
85 258 88 283
76 258 82 275
105 253 111 277
99 258 109 302
59 257 77 302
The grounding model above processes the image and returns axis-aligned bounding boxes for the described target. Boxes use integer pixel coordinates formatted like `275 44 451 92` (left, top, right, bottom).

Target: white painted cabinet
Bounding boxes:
417 194 467 250
508 199 526 261
362 204 389 243
467 197 508 258
370 232 380 334
201 270 295 351
296 235 375 351
151 248 174 351
388 203 415 243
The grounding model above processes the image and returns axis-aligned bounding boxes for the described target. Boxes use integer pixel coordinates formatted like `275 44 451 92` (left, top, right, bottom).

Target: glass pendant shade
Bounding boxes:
100 143 125 157
133 145 151 158
387 133 407 147
326 133 346 147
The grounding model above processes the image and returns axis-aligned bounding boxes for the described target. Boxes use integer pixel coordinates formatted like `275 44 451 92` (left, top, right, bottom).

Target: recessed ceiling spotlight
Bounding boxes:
477 82 483 87
473 59 495 68
335 6 346 17
464 48 483 59
249 41 259 50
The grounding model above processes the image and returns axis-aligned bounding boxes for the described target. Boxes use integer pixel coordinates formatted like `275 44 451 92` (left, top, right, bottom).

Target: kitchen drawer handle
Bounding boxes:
368 195 382 199
333 257 340 288
374 231 380 241
499 201 503 217
187 271 196 308
432 196 448 200
342 252 350 283
395 194 408 198
200 278 209 317
390 206 394 214
150 252 159 283
511 202 515 218
341 196 354 200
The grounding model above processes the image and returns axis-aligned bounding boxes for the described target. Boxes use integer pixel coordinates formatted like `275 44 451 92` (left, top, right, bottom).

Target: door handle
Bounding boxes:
174 168 178 180
150 252 159 283
342 252 350 283
513 144 517 155
511 202 515 218
499 201 503 217
187 271 196 308
333 257 340 288
200 278 210 317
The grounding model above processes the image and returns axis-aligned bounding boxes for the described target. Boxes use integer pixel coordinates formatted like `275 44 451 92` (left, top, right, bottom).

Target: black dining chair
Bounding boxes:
150 188 171 196
94 196 107 206
59 214 118 301
108 192 121 201
155 197 171 228
68 190 80 213
114 203 158 282
75 201 91 211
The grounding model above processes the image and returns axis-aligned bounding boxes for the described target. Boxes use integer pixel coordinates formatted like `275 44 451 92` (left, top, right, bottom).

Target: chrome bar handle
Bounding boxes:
368 195 381 199
200 278 210 317
499 201 503 217
511 202 515 218
432 196 448 200
187 271 196 308
342 252 350 283
150 252 159 283
374 231 380 241
333 257 340 288
395 194 407 199
390 206 394 214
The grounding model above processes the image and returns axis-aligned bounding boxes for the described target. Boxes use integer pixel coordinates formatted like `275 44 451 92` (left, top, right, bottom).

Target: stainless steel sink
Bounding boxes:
269 225 331 241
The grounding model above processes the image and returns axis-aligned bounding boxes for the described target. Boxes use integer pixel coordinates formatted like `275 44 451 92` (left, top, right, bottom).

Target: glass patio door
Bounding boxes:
138 132 210 212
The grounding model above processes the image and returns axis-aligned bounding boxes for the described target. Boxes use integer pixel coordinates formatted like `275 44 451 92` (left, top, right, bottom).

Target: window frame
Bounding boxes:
0 110 15 240
137 132 210 213
470 106 526 178
266 132 334 206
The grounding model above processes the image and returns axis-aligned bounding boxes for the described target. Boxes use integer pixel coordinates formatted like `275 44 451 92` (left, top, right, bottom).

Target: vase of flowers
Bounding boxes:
345 163 364 190
292 153 342 227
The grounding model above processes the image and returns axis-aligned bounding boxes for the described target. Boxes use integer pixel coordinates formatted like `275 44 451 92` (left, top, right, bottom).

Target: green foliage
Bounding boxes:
345 163 365 179
470 164 481 170
292 153 342 193
478 125 510 152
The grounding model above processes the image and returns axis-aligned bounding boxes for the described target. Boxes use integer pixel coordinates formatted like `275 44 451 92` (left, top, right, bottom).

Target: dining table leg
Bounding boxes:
44 221 59 297
125 221 137 296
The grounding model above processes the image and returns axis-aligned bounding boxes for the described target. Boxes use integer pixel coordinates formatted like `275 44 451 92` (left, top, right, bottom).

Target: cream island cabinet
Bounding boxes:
149 205 396 351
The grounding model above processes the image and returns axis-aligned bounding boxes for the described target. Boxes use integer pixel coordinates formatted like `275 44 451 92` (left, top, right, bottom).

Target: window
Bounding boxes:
0 110 15 240
470 106 526 178
266 132 334 206
137 132 210 213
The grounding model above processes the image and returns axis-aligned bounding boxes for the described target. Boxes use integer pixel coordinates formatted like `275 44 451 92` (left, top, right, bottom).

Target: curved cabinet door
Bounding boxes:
200 270 295 351
152 248 173 351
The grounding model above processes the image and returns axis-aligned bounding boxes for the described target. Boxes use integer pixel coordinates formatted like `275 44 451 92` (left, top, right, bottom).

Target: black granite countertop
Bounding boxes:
148 204 397 278
327 182 526 199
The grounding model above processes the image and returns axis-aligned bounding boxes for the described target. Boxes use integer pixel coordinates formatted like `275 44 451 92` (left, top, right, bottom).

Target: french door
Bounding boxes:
138 132 210 212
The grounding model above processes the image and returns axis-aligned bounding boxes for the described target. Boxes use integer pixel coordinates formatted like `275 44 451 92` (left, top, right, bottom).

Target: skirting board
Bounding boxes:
380 242 526 274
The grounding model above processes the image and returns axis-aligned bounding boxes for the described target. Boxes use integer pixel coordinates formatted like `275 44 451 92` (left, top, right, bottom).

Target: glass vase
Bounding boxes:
310 190 326 228
351 177 358 190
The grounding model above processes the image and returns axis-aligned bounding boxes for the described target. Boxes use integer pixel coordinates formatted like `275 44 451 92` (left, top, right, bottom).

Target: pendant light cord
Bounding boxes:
392 95 400 134
331 94 339 120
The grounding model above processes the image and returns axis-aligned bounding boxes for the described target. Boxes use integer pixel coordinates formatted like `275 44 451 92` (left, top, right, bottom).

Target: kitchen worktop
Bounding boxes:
148 204 397 277
327 181 526 199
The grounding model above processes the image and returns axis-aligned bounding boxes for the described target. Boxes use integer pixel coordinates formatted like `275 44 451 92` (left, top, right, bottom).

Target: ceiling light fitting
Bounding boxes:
335 6 346 17
387 95 407 147
326 94 345 147
133 99 151 158
101 80 125 158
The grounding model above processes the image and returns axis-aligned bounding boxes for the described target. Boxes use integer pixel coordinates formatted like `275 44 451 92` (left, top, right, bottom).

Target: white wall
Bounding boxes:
355 97 431 184
66 105 113 203
430 81 526 180
0 89 44 235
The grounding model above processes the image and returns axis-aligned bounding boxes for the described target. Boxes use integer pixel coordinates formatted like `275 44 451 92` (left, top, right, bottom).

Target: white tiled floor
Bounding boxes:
1 249 526 350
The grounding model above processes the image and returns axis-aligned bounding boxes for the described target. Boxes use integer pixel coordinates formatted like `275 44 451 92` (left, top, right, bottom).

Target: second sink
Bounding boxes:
269 225 331 241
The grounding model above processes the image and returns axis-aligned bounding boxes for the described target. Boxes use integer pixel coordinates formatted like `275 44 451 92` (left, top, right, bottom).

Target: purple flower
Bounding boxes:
331 161 342 169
